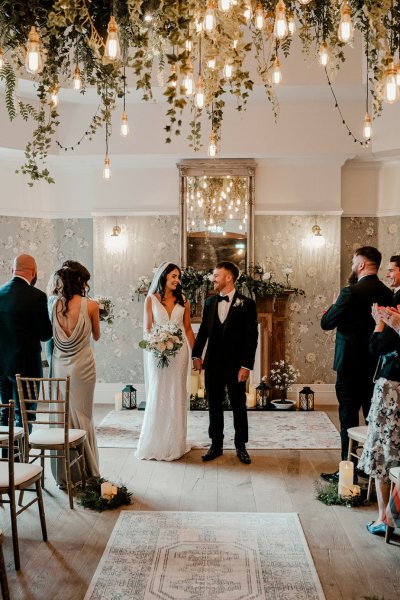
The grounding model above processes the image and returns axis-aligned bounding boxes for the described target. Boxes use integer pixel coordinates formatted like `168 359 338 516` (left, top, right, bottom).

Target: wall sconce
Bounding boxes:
311 223 325 248
105 221 127 253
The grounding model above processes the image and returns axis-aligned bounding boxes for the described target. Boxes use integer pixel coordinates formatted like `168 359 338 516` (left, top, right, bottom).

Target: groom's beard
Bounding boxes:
347 271 358 286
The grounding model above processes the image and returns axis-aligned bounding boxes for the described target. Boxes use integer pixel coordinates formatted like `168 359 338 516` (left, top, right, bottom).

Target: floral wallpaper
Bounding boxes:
340 217 378 287
92 216 180 384
255 216 341 384
377 216 400 269
0 216 93 289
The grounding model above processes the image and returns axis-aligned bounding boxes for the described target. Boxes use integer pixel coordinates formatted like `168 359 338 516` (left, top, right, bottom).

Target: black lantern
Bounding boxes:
256 380 272 409
299 386 315 411
122 385 137 409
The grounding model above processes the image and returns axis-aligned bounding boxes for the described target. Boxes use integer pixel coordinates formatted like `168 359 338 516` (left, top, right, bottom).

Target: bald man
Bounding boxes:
0 254 52 426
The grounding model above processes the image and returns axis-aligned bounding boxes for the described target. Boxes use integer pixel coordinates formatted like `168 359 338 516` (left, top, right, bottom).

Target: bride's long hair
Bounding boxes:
155 263 186 307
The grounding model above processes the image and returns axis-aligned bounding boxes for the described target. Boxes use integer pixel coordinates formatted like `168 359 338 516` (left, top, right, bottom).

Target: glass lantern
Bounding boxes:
122 384 137 409
298 386 315 411
256 380 272 410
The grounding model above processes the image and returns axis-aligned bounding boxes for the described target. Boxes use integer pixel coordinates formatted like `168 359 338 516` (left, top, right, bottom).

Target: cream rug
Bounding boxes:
96 410 340 450
84 511 325 600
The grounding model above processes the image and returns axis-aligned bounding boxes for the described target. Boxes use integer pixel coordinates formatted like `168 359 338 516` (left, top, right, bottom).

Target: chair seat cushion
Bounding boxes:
389 466 400 482
29 428 86 447
347 425 368 443
0 426 24 442
0 463 42 487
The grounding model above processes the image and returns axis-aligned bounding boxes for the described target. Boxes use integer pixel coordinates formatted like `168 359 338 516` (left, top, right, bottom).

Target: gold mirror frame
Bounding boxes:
178 158 256 268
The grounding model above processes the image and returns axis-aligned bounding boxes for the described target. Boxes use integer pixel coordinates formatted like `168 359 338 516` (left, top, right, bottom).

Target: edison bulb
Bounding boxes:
255 2 264 30
338 2 354 44
103 156 111 180
272 58 282 84
72 65 82 90
384 61 398 104
318 42 329 67
104 16 121 61
120 112 129 137
363 112 372 139
274 1 288 40
25 26 43 74
204 2 216 32
195 76 205 109
208 131 217 158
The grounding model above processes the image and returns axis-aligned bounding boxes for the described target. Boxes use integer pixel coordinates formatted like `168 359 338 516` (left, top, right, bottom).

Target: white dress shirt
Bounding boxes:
218 289 236 323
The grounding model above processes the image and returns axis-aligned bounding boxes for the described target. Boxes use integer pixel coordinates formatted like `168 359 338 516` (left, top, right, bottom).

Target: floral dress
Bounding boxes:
358 327 400 482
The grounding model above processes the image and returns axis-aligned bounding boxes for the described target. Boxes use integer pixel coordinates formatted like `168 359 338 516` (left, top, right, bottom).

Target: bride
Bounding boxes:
135 262 195 461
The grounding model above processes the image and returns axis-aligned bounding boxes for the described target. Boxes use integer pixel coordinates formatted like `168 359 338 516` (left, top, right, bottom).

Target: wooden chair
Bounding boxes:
347 425 373 502
0 425 24 463
16 375 86 510
0 401 47 571
0 530 10 600
385 466 400 544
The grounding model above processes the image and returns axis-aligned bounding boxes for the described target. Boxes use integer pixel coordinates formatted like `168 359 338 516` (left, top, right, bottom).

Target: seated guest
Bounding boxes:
358 302 400 535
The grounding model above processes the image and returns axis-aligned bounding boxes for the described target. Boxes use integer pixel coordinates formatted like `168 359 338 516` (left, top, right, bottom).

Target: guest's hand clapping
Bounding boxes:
372 302 383 326
377 305 400 335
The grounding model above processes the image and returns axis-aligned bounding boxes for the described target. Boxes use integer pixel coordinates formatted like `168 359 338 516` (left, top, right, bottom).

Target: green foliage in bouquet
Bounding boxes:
314 481 366 508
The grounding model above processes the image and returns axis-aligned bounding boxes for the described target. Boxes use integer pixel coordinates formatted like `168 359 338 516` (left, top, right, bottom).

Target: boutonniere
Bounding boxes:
233 298 244 308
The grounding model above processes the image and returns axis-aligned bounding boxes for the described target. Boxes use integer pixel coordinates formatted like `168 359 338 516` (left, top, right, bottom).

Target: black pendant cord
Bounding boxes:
56 103 101 152
324 67 369 148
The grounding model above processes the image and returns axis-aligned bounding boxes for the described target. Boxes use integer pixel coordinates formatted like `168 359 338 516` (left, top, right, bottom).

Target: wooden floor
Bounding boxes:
0 405 399 600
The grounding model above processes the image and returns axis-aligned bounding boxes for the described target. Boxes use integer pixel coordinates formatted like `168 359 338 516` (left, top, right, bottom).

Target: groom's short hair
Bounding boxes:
216 261 239 282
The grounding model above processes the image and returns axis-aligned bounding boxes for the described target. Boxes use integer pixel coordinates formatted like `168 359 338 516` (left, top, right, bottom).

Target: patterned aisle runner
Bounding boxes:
96 410 341 450
84 511 326 600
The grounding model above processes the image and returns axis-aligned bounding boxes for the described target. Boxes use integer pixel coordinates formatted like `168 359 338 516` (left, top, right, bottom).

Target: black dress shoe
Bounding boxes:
202 446 223 462
236 446 251 464
320 470 339 483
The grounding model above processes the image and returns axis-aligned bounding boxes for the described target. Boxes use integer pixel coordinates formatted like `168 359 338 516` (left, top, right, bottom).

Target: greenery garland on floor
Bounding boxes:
76 477 133 512
314 480 366 508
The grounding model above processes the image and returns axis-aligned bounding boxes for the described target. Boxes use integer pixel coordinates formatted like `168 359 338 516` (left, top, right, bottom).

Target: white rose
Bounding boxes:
166 341 174 350
262 272 272 281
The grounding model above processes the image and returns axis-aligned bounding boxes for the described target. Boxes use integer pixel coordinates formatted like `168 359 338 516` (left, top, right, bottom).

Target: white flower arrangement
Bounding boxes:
269 360 300 391
95 296 114 325
139 322 183 368
133 275 151 300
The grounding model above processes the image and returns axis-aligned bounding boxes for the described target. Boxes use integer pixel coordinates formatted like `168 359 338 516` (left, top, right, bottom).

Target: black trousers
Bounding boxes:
205 366 248 448
335 370 374 460
0 375 37 430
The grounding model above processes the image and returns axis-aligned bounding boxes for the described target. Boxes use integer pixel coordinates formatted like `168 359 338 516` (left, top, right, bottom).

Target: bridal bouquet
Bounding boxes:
139 323 183 368
95 296 114 325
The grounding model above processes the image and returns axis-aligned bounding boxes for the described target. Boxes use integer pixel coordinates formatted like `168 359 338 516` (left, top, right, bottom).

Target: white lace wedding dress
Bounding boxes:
135 295 191 461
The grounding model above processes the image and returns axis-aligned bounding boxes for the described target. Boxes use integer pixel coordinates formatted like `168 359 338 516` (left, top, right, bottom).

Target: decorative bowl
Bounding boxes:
271 400 296 410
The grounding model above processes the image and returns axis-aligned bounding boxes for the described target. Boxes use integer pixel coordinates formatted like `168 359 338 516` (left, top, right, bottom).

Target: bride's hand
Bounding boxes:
192 358 202 373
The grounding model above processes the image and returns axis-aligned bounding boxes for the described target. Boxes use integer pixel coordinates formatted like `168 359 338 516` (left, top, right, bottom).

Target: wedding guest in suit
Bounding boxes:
386 255 400 306
320 246 393 482
358 302 400 535
0 254 52 427
192 261 258 464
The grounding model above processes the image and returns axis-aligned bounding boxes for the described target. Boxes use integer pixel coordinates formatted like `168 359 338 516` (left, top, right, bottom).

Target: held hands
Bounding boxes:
192 358 203 373
238 367 249 383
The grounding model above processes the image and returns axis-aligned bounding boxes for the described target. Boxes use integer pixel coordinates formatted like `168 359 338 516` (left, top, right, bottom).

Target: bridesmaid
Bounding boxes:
48 260 100 487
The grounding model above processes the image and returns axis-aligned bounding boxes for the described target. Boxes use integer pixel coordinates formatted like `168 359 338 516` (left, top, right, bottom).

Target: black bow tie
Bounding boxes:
217 295 230 303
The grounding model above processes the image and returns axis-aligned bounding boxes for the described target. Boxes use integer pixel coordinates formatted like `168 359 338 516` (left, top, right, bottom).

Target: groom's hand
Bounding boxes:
238 367 250 383
192 358 203 373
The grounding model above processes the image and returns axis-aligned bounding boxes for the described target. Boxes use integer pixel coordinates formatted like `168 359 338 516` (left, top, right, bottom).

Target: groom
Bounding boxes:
192 261 258 464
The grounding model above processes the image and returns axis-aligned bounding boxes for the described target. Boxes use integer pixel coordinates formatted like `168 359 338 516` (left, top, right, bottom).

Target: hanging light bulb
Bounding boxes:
363 112 372 139
195 75 205 109
384 59 398 104
204 0 216 33
0 48 5 69
169 64 178 88
318 41 329 67
218 0 231 11
338 1 354 44
103 156 111 180
120 111 129 137
207 55 216 69
104 16 121 61
224 61 233 79
298 0 312 5
25 26 43 74
288 13 296 36
183 61 194 96
274 1 288 40
254 2 264 30
49 86 59 109
243 0 252 22
208 131 218 158
272 57 282 84
72 65 82 90
185 38 192 53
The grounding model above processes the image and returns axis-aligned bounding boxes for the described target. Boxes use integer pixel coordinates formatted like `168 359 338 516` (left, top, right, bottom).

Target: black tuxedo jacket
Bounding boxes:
321 274 393 374
0 277 53 378
393 289 400 307
192 292 258 371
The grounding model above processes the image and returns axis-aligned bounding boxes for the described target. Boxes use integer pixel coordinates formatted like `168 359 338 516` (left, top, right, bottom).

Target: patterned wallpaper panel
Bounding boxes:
255 215 340 384
340 217 378 287
0 216 93 289
377 216 400 270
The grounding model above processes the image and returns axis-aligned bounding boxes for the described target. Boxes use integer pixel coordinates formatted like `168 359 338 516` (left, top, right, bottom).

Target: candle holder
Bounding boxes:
256 378 272 410
122 384 137 409
298 386 315 411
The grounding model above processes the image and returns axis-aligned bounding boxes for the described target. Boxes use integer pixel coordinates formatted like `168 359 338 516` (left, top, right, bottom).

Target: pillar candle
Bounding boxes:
246 392 256 409
111 485 118 496
249 385 256 402
338 460 354 497
350 484 361 497
190 374 199 396
101 481 113 498
197 388 205 399
115 392 122 411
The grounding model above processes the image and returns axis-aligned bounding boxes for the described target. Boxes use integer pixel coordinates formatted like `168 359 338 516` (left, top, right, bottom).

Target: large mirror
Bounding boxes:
178 159 255 271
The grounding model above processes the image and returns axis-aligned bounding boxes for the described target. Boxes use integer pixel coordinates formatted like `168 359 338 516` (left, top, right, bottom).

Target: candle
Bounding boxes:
101 481 113 498
338 460 354 497
114 392 122 411
350 484 361 497
197 388 205 399
111 485 118 496
249 385 256 402
190 374 199 396
246 392 256 408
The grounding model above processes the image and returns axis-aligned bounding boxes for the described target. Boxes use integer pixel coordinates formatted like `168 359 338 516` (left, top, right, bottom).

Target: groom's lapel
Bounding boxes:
223 291 238 333
208 295 218 332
